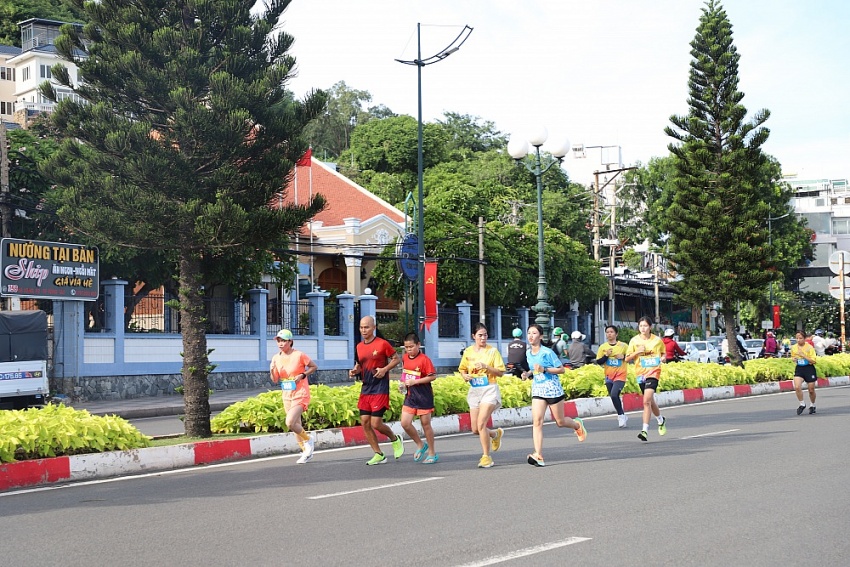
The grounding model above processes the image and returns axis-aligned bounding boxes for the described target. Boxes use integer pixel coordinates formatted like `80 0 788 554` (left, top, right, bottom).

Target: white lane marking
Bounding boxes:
307 476 442 500
680 429 740 439
454 537 592 566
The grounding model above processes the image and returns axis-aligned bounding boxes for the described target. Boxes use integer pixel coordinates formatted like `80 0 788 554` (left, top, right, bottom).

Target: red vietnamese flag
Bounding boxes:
423 262 438 330
296 148 312 167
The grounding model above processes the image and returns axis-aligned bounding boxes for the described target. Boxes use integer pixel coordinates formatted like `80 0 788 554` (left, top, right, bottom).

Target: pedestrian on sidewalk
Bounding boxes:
625 316 667 442
791 329 818 415
398 332 439 464
522 324 586 467
596 324 629 428
270 329 319 464
349 316 403 465
459 322 506 468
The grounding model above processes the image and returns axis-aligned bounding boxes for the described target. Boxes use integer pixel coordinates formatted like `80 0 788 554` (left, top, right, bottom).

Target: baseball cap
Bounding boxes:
664 328 675 337
553 327 564 337
571 330 582 339
512 328 523 338
815 329 824 336
276 329 293 341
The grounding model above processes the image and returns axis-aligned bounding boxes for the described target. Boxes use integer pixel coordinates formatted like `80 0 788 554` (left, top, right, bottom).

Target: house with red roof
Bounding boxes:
271 156 405 308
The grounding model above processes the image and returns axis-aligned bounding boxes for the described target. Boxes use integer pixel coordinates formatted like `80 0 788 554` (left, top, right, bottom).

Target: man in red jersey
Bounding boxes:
349 316 403 465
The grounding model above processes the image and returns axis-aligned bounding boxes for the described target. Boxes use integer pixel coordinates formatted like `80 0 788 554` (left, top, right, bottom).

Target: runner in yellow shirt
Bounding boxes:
625 316 667 442
791 329 818 414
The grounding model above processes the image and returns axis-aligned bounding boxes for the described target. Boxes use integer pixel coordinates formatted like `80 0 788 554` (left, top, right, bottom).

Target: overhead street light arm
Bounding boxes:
395 25 474 67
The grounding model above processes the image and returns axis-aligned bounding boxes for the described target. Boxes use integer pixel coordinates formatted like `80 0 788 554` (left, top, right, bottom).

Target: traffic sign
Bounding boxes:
828 250 850 275
396 233 419 282
828 276 850 300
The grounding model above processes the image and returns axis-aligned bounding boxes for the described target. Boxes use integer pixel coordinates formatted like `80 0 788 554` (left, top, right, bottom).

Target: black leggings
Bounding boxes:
605 379 625 415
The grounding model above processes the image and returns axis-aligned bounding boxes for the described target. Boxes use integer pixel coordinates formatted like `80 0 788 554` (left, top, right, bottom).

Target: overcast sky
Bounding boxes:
279 0 849 185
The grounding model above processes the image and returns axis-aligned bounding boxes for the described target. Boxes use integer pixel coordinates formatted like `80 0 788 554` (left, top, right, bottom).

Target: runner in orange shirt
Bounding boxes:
270 329 318 463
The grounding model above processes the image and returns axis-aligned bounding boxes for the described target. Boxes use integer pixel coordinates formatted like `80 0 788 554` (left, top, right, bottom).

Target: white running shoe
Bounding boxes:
303 437 315 459
618 414 628 428
296 452 313 464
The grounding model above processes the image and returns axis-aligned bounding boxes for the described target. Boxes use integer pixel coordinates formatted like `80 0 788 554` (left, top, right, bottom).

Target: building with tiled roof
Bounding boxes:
272 156 406 302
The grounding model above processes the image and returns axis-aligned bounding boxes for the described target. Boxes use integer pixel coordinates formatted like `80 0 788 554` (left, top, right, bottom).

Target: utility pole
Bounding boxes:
479 216 485 324
0 123 10 239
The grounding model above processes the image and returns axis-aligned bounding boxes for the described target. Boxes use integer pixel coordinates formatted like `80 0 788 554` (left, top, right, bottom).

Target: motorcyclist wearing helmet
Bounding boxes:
567 330 593 368
552 327 568 360
506 328 530 378
662 328 685 362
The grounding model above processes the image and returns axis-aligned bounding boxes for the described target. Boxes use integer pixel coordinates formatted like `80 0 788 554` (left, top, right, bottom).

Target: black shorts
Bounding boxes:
639 378 660 392
533 394 566 405
795 364 817 383
359 407 387 418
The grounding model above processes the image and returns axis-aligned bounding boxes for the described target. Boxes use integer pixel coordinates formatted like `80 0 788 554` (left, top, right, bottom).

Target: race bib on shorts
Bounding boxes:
607 358 622 367
640 355 661 368
469 376 489 387
796 359 809 366
280 380 297 391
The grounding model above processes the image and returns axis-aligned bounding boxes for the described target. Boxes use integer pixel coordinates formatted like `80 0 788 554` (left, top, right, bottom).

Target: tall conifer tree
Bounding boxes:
42 0 326 435
664 1 799 363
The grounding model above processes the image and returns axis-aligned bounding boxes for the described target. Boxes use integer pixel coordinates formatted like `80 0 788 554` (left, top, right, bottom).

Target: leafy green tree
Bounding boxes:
663 1 807 365
436 112 507 159
42 0 326 437
0 0 86 46
301 81 395 160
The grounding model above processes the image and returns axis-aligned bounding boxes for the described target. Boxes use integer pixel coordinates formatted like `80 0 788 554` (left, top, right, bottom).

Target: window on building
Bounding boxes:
0 101 13 115
832 218 850 235
21 66 30 81
40 65 52 79
0 67 13 81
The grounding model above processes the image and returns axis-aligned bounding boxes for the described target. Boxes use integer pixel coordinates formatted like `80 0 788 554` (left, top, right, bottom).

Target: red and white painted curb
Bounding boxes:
3 376 847 492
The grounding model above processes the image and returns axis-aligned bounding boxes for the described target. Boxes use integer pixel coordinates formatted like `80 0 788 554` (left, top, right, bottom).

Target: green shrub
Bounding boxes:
0 404 151 464
210 355 850 434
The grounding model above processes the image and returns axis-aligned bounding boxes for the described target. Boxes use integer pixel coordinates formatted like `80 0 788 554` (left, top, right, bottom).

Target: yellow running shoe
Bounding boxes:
491 428 504 452
478 454 494 468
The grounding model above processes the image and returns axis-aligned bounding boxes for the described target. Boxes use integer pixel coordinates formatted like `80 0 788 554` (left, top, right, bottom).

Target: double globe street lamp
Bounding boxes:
508 128 570 339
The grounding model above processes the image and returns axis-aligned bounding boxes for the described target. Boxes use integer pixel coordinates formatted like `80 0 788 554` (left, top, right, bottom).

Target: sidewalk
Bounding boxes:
3 376 848 493
66 387 275 420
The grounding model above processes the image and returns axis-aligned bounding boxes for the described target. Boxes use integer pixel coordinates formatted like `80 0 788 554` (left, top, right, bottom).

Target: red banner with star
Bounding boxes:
423 262 438 330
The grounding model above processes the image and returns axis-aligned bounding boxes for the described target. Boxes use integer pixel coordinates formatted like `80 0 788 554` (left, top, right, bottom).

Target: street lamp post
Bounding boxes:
396 24 472 347
508 129 570 339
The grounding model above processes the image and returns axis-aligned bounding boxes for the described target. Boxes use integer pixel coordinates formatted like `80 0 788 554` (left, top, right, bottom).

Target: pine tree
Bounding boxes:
664 1 798 364
41 0 326 436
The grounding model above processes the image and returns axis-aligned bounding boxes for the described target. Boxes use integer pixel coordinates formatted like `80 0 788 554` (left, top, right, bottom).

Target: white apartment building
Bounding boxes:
788 176 850 293
0 44 21 120
3 18 84 127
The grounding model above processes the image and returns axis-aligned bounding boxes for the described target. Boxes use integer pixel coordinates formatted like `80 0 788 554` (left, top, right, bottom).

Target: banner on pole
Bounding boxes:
423 262 438 330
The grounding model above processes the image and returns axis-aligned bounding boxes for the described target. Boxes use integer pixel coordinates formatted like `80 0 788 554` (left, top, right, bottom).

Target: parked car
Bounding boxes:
744 339 764 359
682 340 720 364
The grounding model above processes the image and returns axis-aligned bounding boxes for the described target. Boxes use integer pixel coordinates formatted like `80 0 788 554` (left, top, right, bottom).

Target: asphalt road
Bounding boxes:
3 387 849 567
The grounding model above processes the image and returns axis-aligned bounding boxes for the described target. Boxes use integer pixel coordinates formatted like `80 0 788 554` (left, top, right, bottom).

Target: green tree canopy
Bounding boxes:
42 0 326 437
0 0 87 47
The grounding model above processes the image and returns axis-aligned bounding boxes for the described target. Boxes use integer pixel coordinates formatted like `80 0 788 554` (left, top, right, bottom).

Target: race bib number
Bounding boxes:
469 376 489 387
532 372 546 383
796 359 809 366
606 358 622 367
640 356 661 368
401 368 421 385
280 380 297 391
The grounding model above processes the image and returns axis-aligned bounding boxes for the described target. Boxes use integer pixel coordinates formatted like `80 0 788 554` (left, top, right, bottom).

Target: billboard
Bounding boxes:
0 238 99 301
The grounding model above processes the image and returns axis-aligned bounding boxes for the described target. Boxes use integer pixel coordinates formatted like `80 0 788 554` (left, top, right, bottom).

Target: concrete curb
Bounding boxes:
3 376 847 492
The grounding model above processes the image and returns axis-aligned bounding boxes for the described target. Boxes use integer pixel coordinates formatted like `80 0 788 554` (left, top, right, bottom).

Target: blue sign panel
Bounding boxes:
397 233 419 282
